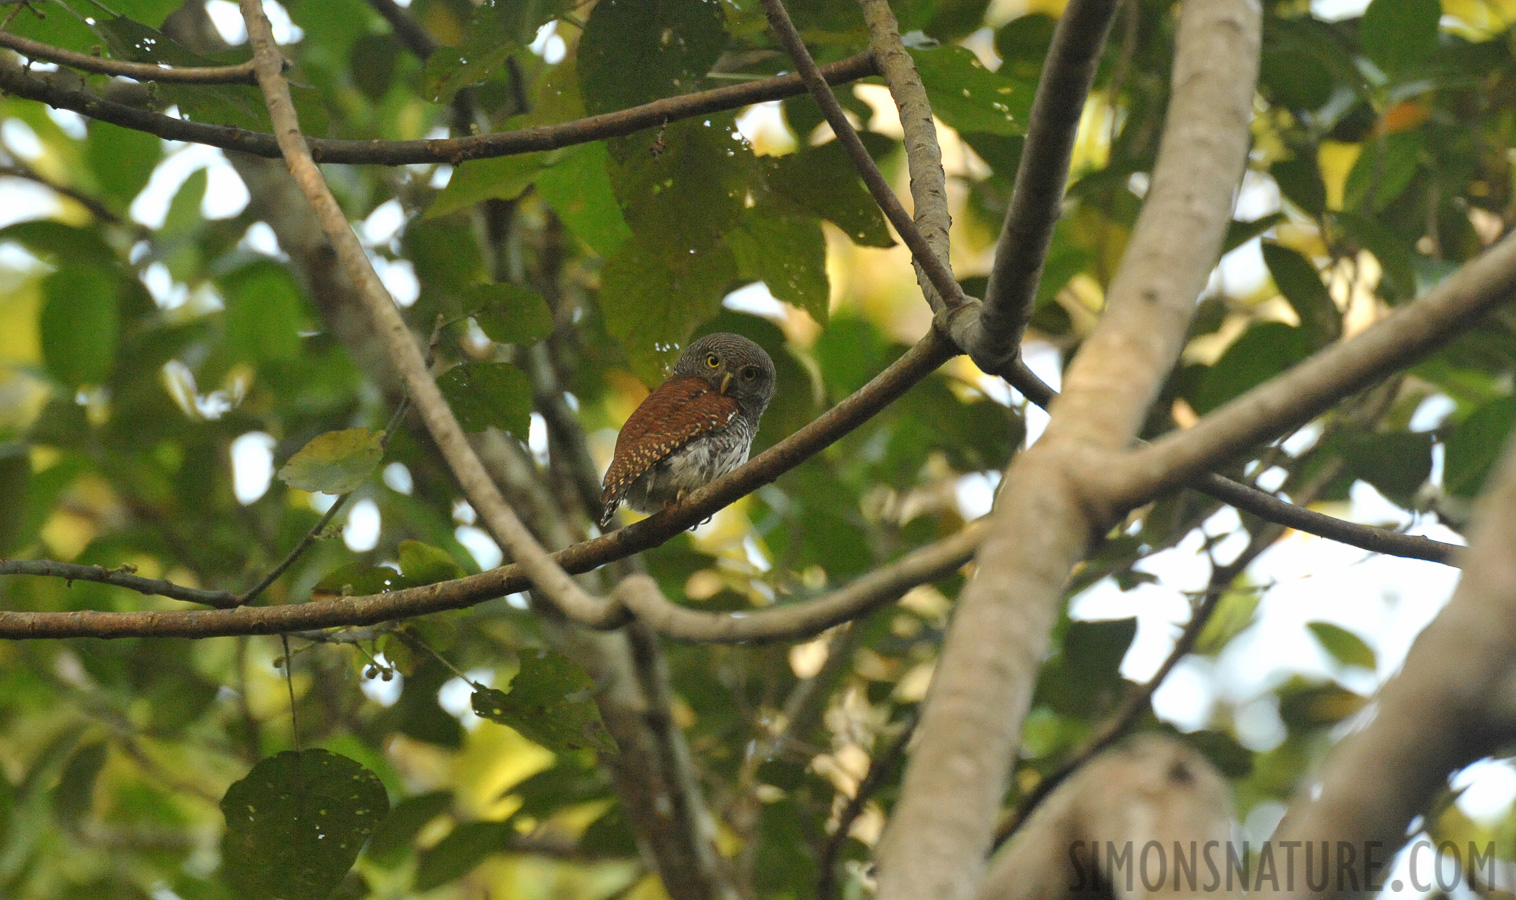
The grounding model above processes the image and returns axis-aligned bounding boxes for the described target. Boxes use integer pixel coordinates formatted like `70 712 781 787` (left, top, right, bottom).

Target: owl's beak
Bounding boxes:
719 372 733 395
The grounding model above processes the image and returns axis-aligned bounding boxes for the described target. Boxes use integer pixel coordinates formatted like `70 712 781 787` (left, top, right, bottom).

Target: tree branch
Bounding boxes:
872 0 1260 894
0 51 877 166
943 0 1120 374
857 0 953 311
619 522 982 643
0 29 259 84
0 560 240 608
977 734 1241 900
760 0 964 313
1268 431 1516 896
1122 227 1516 504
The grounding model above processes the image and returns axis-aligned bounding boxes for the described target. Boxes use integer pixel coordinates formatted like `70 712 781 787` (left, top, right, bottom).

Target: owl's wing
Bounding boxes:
599 376 740 527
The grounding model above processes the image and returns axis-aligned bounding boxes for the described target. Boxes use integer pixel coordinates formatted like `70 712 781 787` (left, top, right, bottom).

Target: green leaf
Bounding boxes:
1343 132 1422 213
1278 681 1367 728
1306 622 1376 670
1444 396 1516 498
1190 322 1319 415
313 563 407 597
50 740 107 829
465 283 554 346
607 118 752 249
429 152 552 220
413 821 515 891
1261 243 1340 345
1335 213 1417 304
534 142 633 257
1271 157 1327 216
85 123 160 209
220 750 390 900
396 540 464 585
0 445 30 554
1188 581 1261 651
1181 730 1254 778
436 362 533 436
577 0 727 115
1360 0 1442 74
724 208 830 325
909 45 1028 136
222 260 305 362
599 233 739 383
763 139 895 248
41 265 119 388
277 428 385 494
471 651 616 753
1337 430 1432 507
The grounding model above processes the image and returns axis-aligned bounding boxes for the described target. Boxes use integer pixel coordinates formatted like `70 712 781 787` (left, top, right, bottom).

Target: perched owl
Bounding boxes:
599 334 776 529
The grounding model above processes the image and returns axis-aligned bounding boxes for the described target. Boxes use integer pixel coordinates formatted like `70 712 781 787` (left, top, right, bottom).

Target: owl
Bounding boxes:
599 334 776 529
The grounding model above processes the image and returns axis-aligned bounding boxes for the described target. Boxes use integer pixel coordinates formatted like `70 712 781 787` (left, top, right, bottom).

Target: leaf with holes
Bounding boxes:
277 428 385 495
220 750 390 900
472 651 616 753
436 362 533 436
465 283 554 347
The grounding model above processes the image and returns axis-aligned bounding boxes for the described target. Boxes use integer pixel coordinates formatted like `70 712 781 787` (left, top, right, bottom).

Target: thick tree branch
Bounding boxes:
1267 431 1516 897
944 0 1119 374
761 0 964 313
872 0 1260 895
857 0 953 311
977 735 1241 900
0 52 877 166
620 522 981 643
1004 368 1463 565
0 560 240 608
1122 228 1516 503
0 29 259 83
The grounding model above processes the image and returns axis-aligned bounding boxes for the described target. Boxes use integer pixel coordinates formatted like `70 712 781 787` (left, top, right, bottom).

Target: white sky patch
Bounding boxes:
383 462 414 495
343 498 381 551
439 669 494 728
1020 342 1061 445
1453 760 1516 824
359 656 402 706
455 525 502 570
230 432 276 505
1 119 44 159
362 199 406 246
724 281 788 321
0 180 62 230
131 145 249 227
240 221 284 258
373 255 419 307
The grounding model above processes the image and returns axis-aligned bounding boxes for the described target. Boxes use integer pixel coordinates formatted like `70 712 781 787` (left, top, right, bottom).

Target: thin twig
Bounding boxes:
857 0 953 312
760 0 964 312
238 397 413 604
0 559 240 608
0 29 259 84
0 52 878 165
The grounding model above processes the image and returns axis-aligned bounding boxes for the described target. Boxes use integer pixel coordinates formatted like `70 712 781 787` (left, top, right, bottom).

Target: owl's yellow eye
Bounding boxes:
705 354 720 368
741 366 759 380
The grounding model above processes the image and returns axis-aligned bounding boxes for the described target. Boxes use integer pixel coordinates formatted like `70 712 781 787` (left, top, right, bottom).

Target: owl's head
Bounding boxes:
673 333 776 417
